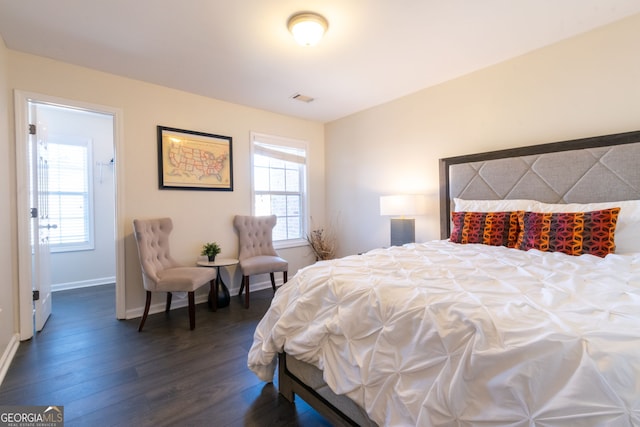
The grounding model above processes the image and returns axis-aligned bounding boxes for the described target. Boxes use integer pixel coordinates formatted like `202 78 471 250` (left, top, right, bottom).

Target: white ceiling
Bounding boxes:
1 1 639 123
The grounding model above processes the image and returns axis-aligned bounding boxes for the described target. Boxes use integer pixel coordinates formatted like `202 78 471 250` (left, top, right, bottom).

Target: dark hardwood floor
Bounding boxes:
0 285 331 427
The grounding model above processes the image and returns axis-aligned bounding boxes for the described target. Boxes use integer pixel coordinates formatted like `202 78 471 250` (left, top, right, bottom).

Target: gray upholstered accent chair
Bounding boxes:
132 218 216 331
233 215 288 308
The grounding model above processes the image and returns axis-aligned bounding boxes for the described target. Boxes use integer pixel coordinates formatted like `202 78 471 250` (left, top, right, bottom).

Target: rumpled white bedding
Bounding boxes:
248 240 640 426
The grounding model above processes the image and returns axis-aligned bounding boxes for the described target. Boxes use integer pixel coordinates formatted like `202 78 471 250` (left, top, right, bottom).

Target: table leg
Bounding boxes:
209 278 217 311
208 266 231 309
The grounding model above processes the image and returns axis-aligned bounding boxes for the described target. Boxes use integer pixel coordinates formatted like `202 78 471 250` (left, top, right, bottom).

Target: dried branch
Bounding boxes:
306 224 337 261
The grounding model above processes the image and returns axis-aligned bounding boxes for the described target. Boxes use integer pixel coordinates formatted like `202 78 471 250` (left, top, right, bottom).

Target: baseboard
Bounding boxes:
52 277 116 292
124 278 281 320
0 333 20 387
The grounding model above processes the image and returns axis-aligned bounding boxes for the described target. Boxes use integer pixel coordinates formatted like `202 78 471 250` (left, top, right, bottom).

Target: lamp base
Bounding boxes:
390 218 415 246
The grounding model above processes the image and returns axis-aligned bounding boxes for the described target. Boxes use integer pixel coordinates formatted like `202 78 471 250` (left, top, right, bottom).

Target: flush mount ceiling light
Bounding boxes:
287 12 328 46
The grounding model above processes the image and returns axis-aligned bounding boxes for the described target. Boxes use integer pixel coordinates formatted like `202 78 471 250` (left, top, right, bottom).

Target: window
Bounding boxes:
47 136 94 252
251 132 308 247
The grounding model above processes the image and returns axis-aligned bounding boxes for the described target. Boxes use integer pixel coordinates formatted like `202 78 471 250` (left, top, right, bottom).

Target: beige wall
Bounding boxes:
0 35 18 380
326 13 640 256
7 50 325 319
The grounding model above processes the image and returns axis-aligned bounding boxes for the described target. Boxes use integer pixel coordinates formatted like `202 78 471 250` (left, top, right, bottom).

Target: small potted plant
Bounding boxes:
201 242 221 262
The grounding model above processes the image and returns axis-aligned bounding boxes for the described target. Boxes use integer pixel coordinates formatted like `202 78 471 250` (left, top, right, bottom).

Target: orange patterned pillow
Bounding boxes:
517 208 620 257
450 211 521 248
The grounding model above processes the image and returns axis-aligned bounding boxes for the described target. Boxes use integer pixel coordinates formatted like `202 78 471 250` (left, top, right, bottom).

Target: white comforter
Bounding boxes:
248 241 640 426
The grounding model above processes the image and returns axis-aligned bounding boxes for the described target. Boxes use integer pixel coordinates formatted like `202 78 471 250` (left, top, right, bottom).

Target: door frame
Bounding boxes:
14 90 126 340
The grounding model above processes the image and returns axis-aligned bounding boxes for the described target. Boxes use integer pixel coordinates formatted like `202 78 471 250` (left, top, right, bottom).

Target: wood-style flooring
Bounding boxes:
0 285 331 427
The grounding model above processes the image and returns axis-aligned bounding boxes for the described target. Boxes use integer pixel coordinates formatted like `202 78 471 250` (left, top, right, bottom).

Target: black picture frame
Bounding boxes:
157 125 233 191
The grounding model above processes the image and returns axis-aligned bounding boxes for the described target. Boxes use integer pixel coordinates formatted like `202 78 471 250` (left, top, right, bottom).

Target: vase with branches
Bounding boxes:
306 226 336 261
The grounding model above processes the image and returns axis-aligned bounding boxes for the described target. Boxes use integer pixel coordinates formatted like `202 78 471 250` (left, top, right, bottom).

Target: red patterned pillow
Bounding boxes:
517 208 620 257
450 211 521 248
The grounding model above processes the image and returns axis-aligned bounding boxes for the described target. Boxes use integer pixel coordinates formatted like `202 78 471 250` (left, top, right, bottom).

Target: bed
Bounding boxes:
247 130 640 426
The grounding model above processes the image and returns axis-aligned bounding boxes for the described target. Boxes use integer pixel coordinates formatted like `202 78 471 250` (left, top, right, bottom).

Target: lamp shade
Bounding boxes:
380 195 428 217
288 12 328 46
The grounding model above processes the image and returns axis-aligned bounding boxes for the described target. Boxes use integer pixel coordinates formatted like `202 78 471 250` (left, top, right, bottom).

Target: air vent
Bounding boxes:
291 93 315 103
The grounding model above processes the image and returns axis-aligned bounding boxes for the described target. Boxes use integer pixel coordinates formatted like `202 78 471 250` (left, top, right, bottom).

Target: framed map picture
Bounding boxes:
157 126 233 191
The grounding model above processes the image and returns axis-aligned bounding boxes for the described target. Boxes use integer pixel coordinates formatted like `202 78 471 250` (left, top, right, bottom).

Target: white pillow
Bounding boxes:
533 200 640 255
453 198 539 213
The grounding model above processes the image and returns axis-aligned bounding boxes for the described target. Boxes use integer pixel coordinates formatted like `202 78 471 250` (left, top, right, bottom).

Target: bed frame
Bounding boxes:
278 129 640 426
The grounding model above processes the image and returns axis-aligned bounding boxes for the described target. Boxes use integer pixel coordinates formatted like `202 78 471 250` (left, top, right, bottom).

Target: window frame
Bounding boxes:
47 135 95 253
250 132 309 249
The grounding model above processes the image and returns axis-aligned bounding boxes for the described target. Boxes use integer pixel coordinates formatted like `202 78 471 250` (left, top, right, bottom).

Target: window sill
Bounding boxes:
51 244 95 254
274 238 308 250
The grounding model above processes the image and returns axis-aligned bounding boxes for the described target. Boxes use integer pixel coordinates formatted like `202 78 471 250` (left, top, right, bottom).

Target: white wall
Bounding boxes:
7 51 325 318
326 13 640 257
0 35 19 383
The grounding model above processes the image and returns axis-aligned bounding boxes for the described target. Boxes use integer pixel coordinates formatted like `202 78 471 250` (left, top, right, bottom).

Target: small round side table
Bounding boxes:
197 258 239 308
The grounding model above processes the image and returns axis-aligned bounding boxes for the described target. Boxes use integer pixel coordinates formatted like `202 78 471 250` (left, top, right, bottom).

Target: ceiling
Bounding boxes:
1 1 639 123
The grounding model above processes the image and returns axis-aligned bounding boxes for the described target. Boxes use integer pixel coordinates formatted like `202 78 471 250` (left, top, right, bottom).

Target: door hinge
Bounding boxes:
30 208 38 218
33 290 40 301
29 124 36 135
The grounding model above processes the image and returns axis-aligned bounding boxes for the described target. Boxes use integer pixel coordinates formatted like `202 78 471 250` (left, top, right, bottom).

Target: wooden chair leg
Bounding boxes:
244 276 250 309
138 291 152 332
269 272 277 292
165 292 172 312
188 291 196 330
283 271 288 283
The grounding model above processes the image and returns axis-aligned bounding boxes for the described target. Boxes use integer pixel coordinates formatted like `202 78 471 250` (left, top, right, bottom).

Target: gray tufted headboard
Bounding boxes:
439 130 640 239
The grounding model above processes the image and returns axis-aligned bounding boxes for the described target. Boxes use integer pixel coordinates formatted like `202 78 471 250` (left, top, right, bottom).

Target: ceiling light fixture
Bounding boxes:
287 12 328 47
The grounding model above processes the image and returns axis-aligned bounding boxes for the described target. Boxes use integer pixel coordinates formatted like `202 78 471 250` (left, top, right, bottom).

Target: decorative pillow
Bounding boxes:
450 211 521 248
533 200 640 255
517 208 620 257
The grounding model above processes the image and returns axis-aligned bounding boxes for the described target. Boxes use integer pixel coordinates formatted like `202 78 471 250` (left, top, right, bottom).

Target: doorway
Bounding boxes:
14 91 125 340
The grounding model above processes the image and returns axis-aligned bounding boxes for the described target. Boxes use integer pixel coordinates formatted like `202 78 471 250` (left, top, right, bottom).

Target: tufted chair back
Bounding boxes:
234 215 278 261
233 215 288 308
132 217 181 291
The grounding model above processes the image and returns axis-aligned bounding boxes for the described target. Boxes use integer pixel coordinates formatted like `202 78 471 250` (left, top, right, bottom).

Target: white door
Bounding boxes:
29 103 53 331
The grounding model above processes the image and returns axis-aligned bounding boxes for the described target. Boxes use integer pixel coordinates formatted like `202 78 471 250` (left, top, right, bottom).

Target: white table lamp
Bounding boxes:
380 195 428 246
